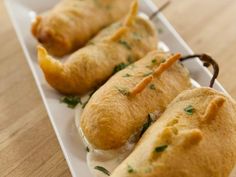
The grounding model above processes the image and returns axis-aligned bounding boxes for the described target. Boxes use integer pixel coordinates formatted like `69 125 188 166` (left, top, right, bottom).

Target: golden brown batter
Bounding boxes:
80 51 191 150
111 88 236 177
32 0 133 57
38 1 157 95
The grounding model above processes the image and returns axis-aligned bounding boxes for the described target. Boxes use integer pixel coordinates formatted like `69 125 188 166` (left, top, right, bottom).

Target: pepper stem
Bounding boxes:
180 54 219 88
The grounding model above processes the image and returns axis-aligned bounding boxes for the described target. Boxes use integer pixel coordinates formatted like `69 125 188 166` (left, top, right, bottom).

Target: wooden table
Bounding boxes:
0 0 236 176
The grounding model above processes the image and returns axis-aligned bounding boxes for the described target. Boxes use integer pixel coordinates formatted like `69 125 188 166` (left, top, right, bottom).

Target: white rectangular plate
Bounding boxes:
5 0 230 177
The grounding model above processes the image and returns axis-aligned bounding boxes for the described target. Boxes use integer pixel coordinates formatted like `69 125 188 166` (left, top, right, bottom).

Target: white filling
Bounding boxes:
75 104 162 177
87 141 135 177
75 105 135 177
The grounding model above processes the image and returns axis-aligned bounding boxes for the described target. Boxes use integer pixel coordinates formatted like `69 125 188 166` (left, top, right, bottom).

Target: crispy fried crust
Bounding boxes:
32 0 134 57
38 2 158 95
111 88 236 177
79 51 191 150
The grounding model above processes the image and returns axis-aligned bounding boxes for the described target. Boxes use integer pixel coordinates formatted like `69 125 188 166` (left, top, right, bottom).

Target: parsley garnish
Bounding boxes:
155 145 168 153
113 63 128 73
94 166 110 176
127 56 133 64
140 113 155 137
118 40 132 50
115 56 134 71
151 59 157 64
116 87 129 96
184 105 195 115
60 96 81 108
149 84 156 90
127 165 135 173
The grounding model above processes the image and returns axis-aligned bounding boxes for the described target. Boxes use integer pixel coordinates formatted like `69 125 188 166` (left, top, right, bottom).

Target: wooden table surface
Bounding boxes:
0 0 236 176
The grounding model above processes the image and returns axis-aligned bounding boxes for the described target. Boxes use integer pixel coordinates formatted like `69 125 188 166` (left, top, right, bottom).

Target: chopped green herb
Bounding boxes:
127 165 135 173
140 113 155 137
116 87 129 96
127 56 133 64
155 145 168 153
184 105 195 115
118 40 132 50
113 63 128 74
148 113 156 120
60 96 81 108
94 166 110 176
149 84 156 90
143 71 153 77
123 73 132 77
151 59 157 64
86 146 90 152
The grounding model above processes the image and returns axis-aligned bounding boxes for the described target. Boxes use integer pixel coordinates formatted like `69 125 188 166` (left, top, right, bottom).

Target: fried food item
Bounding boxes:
79 51 191 150
38 0 157 95
111 88 236 177
32 0 134 57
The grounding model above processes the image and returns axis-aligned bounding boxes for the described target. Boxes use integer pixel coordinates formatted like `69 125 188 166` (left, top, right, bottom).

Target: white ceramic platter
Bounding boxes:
4 0 230 176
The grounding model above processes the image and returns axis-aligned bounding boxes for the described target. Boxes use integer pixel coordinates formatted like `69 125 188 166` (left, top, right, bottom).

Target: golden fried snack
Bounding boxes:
38 0 157 95
79 51 191 150
32 0 134 57
111 87 236 177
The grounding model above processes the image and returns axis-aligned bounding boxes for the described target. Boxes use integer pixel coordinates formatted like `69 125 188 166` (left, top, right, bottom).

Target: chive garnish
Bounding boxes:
151 59 157 64
184 105 195 115
118 40 132 50
94 166 110 176
155 145 168 153
149 84 156 90
113 63 128 73
140 113 155 137
127 56 133 64
116 87 129 96
127 165 135 173
60 96 81 108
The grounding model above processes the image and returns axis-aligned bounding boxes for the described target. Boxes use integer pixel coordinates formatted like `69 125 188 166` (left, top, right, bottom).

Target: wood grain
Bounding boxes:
0 0 236 176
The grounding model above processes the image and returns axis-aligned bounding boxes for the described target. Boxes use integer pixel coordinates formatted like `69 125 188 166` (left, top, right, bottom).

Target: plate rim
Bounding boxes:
4 0 230 176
